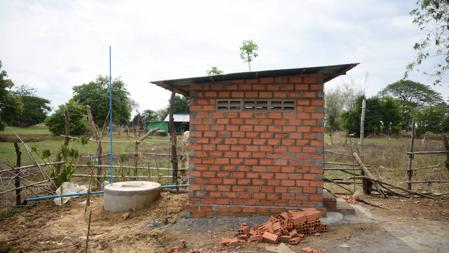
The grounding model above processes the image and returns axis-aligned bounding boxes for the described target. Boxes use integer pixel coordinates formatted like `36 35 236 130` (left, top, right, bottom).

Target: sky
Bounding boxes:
0 0 448 113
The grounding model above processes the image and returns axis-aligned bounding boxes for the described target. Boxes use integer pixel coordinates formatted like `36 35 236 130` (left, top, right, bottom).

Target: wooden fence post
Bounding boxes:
407 120 415 191
86 105 103 189
359 97 369 193
14 142 22 206
443 134 449 171
169 92 179 187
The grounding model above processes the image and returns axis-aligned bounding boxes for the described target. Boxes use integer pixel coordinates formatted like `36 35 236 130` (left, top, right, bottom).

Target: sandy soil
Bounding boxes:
0 192 188 253
1 193 449 253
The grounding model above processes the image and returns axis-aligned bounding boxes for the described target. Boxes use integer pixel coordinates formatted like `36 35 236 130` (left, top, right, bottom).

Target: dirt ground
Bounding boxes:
1 192 449 253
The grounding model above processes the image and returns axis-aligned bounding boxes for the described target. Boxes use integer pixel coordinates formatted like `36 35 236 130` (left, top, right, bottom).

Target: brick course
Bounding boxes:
187 73 324 217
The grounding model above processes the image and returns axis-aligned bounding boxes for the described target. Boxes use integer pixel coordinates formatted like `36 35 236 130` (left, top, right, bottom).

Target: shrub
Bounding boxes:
45 100 88 135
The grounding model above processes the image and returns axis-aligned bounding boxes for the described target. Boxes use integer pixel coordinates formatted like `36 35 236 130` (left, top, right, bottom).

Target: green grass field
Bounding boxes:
1 125 51 135
0 125 171 166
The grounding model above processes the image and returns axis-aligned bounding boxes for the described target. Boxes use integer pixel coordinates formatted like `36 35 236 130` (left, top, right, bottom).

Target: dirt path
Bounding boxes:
1 193 448 252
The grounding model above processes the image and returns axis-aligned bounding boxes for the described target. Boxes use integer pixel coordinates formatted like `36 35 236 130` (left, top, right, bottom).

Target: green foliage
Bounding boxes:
324 85 361 132
381 79 444 129
142 109 158 125
407 0 449 85
11 85 50 127
156 108 168 121
415 103 449 135
342 96 402 136
0 61 23 130
45 100 88 136
79 136 90 145
31 143 83 187
378 97 403 134
207 66 224 76
41 149 52 159
240 40 259 71
72 76 131 126
381 80 444 106
8 85 51 127
167 95 189 114
441 111 449 133
54 145 79 186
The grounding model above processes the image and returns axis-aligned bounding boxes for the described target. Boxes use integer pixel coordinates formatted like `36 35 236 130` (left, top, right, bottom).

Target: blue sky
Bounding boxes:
0 0 448 112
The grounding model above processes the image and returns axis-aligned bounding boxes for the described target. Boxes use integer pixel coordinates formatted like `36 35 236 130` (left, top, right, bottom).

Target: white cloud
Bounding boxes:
0 0 448 114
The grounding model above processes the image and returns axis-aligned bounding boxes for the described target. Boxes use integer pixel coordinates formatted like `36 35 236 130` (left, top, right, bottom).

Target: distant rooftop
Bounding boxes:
151 63 358 96
163 114 190 122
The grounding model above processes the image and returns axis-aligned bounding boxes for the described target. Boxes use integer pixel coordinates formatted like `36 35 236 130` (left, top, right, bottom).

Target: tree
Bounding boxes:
207 66 224 76
45 100 88 136
381 79 444 129
325 85 362 134
440 108 449 133
415 103 449 134
0 61 22 130
72 76 131 126
11 85 50 127
407 0 449 85
156 108 168 121
342 96 402 136
240 40 259 71
167 95 189 114
142 109 158 125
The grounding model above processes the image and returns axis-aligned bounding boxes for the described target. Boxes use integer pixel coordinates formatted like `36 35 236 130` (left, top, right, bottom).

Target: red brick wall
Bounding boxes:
187 74 325 217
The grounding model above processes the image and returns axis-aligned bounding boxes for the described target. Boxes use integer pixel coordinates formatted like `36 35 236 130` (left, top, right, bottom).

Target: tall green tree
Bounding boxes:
45 100 88 136
11 85 50 127
381 79 444 129
240 40 259 71
0 61 22 130
156 108 168 121
415 103 449 134
342 96 402 136
407 0 449 85
72 76 131 126
167 95 189 114
142 109 158 125
207 66 224 76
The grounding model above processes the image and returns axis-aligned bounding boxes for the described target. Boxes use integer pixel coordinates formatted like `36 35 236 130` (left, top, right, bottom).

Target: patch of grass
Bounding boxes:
1 125 51 135
0 126 171 166
324 134 449 194
0 207 22 220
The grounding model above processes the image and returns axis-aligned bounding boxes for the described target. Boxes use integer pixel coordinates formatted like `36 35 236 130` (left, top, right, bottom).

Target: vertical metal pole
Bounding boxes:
407 120 415 191
109 46 113 184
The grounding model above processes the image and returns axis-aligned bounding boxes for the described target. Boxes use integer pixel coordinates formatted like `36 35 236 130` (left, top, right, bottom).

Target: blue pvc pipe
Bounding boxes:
25 191 104 202
24 184 188 202
109 46 113 184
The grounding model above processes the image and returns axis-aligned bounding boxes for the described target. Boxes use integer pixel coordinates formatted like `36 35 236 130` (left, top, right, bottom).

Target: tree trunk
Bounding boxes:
169 92 179 187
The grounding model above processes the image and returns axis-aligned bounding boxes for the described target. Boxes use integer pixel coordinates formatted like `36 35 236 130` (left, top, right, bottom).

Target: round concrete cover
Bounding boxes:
104 181 161 212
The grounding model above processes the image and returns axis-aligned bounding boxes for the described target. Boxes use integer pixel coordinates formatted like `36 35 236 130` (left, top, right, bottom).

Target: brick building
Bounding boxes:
152 63 358 217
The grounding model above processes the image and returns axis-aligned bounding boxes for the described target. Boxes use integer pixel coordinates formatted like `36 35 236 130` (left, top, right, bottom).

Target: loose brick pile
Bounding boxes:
221 208 328 246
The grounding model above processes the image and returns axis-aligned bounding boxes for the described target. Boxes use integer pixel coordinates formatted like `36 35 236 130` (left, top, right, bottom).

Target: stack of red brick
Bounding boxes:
221 208 328 246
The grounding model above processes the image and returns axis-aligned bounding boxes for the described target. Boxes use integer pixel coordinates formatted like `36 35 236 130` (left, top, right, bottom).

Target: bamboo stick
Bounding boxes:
0 161 65 174
407 151 449 155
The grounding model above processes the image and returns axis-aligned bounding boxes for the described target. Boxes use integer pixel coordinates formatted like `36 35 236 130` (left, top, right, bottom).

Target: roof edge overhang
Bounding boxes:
150 63 359 96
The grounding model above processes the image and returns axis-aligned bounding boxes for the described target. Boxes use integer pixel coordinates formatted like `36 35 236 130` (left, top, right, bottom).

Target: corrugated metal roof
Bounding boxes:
163 114 190 122
150 63 358 96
